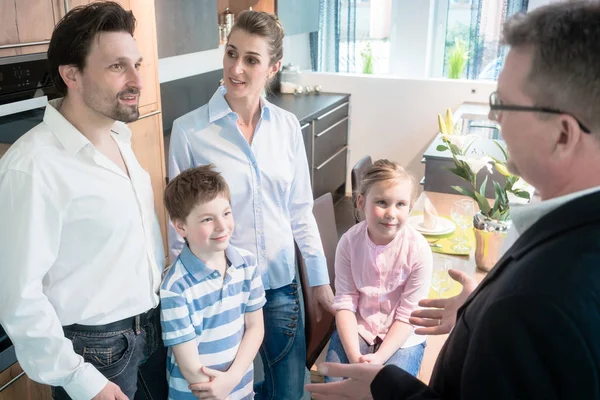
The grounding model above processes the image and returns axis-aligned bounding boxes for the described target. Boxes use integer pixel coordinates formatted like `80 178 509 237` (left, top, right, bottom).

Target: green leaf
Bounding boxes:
450 185 477 201
445 166 471 183
473 191 491 214
479 175 489 198
436 145 449 152
493 140 508 161
514 190 531 199
448 143 463 156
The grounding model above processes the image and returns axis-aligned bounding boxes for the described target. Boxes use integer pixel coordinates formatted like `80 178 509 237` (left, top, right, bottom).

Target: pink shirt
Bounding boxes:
332 221 433 347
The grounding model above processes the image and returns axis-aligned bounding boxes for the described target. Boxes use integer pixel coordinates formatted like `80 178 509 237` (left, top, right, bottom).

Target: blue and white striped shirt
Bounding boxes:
160 244 266 400
168 86 329 290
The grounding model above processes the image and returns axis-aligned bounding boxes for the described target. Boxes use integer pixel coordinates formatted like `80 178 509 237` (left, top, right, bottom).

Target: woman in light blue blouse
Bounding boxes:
168 11 335 400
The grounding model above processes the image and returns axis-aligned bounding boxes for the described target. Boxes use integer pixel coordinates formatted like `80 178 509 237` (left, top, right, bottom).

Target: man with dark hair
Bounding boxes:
307 1 600 399
0 2 167 399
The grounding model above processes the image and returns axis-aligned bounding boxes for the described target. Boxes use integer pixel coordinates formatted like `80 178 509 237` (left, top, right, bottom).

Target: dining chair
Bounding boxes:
297 192 338 369
351 155 373 223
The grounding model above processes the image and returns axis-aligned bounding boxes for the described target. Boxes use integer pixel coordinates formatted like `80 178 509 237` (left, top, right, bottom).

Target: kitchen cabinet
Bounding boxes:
421 104 506 198
217 0 275 15
130 0 159 108
277 0 320 36
0 362 51 400
154 0 220 58
422 133 506 199
268 93 350 200
129 110 168 254
217 0 319 35
0 0 57 58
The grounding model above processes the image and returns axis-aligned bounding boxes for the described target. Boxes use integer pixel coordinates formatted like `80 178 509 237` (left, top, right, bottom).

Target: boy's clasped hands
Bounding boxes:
188 366 233 400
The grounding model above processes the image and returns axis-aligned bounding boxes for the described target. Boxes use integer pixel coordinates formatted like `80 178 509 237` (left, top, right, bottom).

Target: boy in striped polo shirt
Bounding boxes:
160 165 266 400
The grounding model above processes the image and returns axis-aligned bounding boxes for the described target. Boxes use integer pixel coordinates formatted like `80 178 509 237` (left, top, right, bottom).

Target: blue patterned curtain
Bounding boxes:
310 0 357 72
466 0 529 79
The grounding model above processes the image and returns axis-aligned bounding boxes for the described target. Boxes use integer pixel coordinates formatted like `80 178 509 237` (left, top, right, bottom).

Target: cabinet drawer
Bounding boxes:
313 147 347 199
301 122 313 173
313 116 348 166
314 101 349 135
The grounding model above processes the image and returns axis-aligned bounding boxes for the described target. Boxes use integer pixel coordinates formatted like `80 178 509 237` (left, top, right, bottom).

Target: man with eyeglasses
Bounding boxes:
307 2 600 399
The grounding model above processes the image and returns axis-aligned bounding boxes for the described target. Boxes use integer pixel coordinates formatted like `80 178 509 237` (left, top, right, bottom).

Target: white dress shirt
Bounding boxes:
168 87 329 289
501 187 600 254
0 99 165 399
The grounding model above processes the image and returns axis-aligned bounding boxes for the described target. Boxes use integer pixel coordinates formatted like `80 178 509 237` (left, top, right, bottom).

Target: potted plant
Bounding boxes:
436 109 531 270
361 42 374 75
447 38 469 79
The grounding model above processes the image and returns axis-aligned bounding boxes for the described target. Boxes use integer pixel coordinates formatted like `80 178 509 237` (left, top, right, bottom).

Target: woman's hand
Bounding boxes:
313 284 335 322
409 269 477 335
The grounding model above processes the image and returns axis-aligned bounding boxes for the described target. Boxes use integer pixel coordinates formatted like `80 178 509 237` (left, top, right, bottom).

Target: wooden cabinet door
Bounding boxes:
130 0 159 107
0 0 56 57
0 362 51 400
128 111 168 252
0 363 28 400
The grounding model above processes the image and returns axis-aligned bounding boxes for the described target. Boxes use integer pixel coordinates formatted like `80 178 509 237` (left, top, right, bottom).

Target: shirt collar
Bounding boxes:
45 98 133 156
511 186 600 236
208 85 271 124
178 244 245 281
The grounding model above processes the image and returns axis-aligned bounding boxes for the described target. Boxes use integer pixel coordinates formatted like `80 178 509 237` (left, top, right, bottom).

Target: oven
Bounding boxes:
0 52 60 373
0 52 60 157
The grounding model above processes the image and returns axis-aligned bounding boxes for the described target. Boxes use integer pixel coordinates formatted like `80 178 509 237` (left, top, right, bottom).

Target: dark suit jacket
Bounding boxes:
371 191 600 400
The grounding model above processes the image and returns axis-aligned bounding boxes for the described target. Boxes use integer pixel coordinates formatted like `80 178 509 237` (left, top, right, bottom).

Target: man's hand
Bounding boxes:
313 284 335 322
409 269 477 335
189 366 236 400
357 353 383 365
91 382 128 400
305 362 383 400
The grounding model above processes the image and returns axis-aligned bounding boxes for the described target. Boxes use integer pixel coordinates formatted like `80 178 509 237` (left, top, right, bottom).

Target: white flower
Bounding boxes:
444 134 479 150
458 155 494 174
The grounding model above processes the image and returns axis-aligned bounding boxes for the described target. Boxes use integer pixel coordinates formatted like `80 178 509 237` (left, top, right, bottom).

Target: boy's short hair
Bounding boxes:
164 165 231 222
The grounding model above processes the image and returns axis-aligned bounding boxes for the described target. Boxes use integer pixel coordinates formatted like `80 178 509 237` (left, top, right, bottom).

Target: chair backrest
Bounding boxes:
297 192 338 369
350 155 373 223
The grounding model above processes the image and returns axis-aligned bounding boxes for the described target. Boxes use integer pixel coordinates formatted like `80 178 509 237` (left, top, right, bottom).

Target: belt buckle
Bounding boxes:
135 315 141 335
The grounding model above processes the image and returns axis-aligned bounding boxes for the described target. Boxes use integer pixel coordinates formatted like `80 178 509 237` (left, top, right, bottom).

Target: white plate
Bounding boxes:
408 215 456 235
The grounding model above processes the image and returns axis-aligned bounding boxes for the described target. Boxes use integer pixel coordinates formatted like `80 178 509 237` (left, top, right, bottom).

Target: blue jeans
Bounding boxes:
52 307 168 400
324 329 426 382
254 280 306 400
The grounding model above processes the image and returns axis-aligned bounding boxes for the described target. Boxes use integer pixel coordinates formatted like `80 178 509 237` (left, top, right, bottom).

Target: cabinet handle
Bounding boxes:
64 0 70 12
0 41 50 50
316 102 349 121
137 110 162 120
0 371 26 393
300 123 311 130
0 96 48 118
315 146 347 171
315 116 349 138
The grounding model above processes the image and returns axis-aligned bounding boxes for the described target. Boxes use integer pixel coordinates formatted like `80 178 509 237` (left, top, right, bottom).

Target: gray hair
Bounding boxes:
502 1 600 133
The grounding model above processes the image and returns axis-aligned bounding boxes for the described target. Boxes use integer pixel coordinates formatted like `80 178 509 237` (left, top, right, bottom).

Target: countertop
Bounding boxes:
266 92 350 123
163 92 350 137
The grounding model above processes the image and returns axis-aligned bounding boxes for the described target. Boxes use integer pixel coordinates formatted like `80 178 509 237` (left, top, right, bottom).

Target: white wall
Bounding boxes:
298 72 497 194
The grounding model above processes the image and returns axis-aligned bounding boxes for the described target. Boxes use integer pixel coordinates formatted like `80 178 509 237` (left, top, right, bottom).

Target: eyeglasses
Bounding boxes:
489 91 591 134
